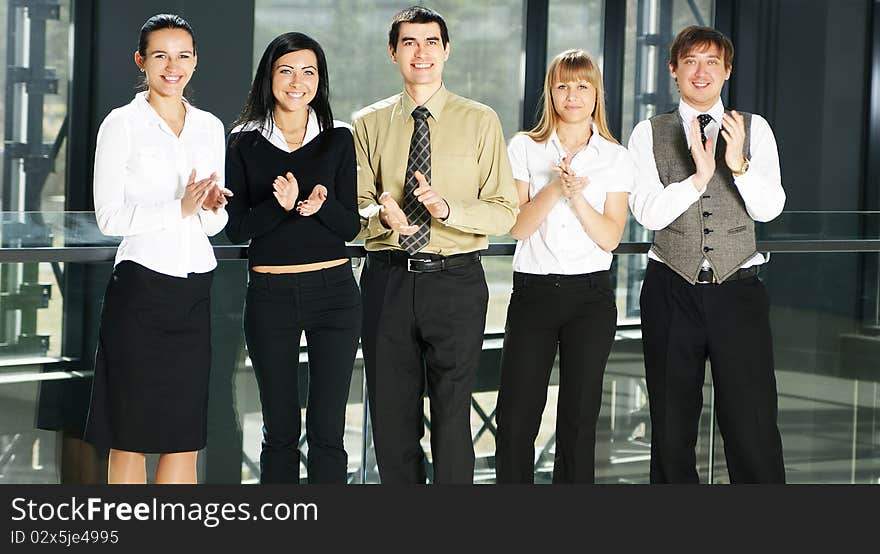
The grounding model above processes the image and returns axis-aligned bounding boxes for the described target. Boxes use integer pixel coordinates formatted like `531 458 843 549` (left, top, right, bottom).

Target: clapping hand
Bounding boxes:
720 110 746 172
201 178 233 213
378 192 419 235
297 185 327 216
690 117 716 190
273 172 299 212
412 171 450 220
551 156 590 200
182 170 217 217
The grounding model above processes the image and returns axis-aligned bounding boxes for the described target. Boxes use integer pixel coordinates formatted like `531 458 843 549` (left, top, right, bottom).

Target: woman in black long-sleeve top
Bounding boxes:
225 32 360 484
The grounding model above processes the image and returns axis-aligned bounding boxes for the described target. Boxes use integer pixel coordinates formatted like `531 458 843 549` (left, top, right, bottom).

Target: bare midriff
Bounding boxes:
251 258 349 274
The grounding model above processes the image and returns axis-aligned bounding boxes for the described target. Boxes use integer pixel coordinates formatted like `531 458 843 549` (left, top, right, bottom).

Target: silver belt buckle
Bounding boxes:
407 258 426 273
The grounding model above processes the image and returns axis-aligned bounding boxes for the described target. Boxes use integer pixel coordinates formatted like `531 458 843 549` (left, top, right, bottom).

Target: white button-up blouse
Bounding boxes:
93 91 228 278
508 125 634 275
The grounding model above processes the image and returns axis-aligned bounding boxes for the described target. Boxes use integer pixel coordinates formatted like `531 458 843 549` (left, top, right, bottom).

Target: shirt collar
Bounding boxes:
135 90 193 135
233 107 320 153
546 123 605 159
678 98 725 126
400 83 449 121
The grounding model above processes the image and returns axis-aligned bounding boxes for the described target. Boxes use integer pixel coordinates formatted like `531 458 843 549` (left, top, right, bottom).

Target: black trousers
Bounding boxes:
244 263 361 484
360 251 489 484
495 271 617 483
640 260 785 483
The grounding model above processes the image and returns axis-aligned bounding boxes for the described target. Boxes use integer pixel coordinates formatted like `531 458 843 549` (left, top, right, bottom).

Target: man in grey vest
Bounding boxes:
628 25 786 483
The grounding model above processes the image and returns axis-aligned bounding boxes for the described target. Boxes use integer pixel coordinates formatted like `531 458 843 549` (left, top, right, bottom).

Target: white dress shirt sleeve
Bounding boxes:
93 111 183 237
627 120 703 231
734 114 785 222
197 117 230 237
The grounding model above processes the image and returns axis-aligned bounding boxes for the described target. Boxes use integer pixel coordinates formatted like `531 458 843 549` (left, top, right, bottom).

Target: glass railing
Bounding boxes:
0 211 878 484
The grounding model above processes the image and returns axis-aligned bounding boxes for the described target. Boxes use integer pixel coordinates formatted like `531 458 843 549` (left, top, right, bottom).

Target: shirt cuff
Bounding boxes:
440 198 463 227
678 176 706 198
361 210 391 240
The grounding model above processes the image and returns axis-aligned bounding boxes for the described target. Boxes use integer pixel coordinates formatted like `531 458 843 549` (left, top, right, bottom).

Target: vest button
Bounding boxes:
703 211 712 217
703 246 713 253
704 228 713 234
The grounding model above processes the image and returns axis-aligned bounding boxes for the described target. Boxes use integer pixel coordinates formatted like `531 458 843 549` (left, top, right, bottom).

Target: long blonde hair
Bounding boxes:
525 49 618 145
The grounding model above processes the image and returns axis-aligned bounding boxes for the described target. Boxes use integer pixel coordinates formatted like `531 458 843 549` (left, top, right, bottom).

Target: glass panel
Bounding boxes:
1 249 879 483
621 0 715 145
546 0 604 64
1 0 72 364
253 0 525 137
0 0 72 211
708 252 880 484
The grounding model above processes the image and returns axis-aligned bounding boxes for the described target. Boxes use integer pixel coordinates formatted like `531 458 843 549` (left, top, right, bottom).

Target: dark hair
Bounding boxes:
138 13 195 56
669 25 734 70
233 32 333 137
388 5 449 49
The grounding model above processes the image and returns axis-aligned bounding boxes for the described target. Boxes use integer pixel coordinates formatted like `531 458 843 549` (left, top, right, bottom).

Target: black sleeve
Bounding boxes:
224 134 290 244
314 130 361 242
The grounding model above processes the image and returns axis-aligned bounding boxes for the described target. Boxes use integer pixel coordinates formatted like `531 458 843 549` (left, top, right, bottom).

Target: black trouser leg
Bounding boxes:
640 261 708 483
705 277 785 483
246 266 361 484
418 264 488 484
554 277 617 483
245 283 303 484
361 257 428 484
304 324 359 484
495 278 559 483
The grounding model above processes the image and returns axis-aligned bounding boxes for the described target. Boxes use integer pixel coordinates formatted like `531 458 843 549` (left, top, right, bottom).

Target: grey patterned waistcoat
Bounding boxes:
649 111 755 284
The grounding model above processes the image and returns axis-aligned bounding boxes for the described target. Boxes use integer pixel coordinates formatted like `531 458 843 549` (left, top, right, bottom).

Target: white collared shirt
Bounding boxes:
508 125 634 274
93 91 228 277
229 107 352 151
627 99 786 269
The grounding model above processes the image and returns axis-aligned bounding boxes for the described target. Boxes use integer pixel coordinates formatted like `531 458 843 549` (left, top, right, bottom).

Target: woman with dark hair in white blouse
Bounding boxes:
85 13 231 484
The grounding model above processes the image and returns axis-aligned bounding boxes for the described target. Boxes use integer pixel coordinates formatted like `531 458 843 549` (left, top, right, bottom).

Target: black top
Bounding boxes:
225 126 359 267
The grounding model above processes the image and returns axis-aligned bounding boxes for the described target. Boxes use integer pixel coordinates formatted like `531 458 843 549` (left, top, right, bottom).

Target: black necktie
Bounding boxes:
399 106 432 255
697 113 713 146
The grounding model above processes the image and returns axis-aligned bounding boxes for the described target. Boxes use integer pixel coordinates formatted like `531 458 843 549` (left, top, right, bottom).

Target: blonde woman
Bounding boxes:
495 50 633 483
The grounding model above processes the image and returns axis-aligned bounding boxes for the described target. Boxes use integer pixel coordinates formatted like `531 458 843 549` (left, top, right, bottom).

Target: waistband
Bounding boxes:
513 270 610 287
648 259 759 284
367 250 481 273
695 265 759 284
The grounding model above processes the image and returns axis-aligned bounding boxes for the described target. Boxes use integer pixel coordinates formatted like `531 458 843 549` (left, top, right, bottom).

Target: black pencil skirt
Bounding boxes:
84 261 213 453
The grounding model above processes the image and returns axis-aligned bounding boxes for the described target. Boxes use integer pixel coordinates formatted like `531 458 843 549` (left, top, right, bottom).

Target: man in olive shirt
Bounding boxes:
353 6 517 484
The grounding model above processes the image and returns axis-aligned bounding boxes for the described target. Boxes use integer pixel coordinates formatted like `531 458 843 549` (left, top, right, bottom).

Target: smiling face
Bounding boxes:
271 49 319 114
670 42 731 112
389 22 449 90
134 28 196 99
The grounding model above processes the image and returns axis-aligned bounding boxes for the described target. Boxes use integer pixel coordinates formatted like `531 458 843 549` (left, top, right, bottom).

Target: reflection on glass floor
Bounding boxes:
2 341 879 484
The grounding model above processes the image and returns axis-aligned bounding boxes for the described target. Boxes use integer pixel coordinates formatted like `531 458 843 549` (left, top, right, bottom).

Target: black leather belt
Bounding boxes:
368 250 481 273
696 266 759 284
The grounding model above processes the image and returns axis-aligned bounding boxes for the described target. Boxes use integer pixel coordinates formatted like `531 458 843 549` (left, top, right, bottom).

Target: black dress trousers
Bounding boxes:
244 263 361 484
640 260 786 483
495 271 617 483
360 251 489 484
